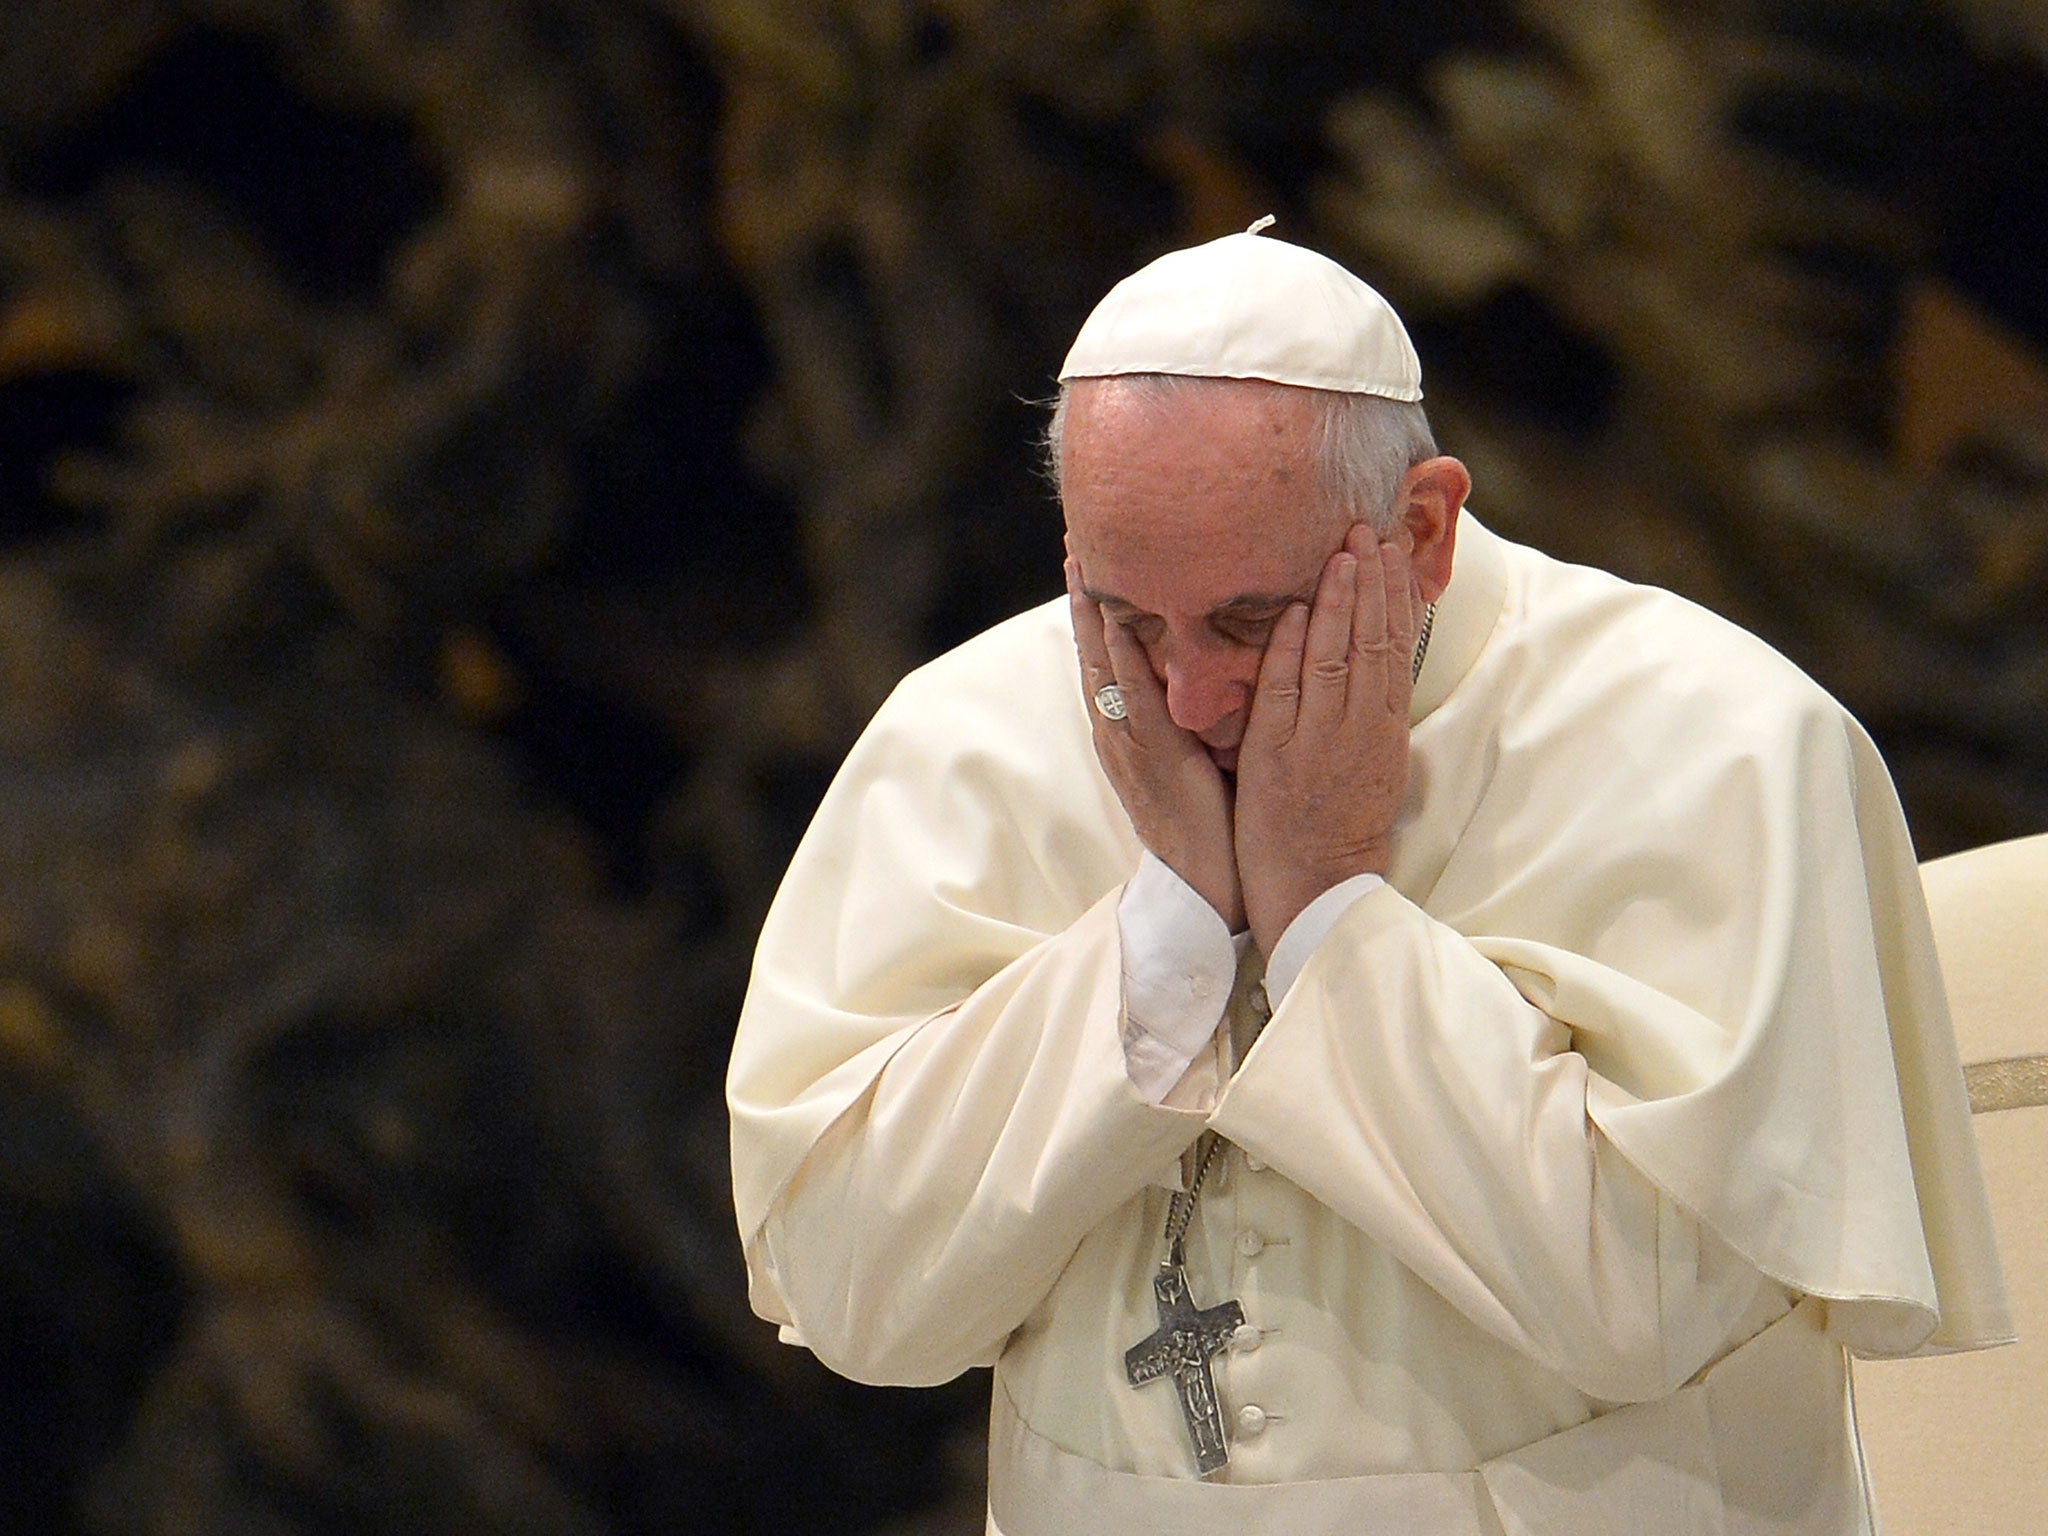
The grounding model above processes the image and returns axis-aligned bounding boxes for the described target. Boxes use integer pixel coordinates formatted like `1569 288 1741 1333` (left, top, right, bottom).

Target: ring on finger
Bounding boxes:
1092 684 1128 721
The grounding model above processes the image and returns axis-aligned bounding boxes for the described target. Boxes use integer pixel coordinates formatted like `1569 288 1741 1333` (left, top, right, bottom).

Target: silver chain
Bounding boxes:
1412 601 1437 685
1161 1133 1228 1261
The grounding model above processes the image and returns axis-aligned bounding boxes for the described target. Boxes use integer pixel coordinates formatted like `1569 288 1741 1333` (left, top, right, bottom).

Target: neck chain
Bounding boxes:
1412 600 1437 685
1162 1132 1227 1259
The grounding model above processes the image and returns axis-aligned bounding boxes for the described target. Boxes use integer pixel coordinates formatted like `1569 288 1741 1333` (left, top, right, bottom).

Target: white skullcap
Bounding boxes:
1058 218 1423 401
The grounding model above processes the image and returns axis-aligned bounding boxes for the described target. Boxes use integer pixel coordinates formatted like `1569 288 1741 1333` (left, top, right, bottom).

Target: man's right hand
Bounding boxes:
1068 560 1245 932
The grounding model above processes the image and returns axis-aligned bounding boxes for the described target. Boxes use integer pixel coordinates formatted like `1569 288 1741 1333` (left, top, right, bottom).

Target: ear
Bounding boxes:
1396 456 1469 603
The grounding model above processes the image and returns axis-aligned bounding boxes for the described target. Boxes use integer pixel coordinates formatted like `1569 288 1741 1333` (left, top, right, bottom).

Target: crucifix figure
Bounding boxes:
1125 1241 1246 1476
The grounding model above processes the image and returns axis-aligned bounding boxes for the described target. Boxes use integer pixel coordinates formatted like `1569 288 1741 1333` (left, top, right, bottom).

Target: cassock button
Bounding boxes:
1229 1323 1262 1355
1234 1229 1265 1258
1236 1404 1268 1437
1190 974 1215 1000
1244 1153 1266 1172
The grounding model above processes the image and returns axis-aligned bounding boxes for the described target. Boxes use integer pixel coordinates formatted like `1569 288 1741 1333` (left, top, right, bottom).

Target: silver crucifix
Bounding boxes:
1124 1244 1246 1476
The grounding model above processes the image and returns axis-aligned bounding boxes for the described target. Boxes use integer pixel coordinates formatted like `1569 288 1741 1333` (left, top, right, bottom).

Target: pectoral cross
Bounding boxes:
1124 1243 1245 1477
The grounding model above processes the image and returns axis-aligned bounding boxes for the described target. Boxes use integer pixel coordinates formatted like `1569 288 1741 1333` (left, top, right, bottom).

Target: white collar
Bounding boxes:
1411 511 1508 724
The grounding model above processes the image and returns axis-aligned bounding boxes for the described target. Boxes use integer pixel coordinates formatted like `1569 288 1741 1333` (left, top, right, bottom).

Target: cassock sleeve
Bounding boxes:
1210 654 2010 1403
728 609 1213 1386
751 892 1215 1386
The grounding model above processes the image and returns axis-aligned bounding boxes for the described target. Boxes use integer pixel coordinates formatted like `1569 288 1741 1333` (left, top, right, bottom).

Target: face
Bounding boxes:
1060 379 1357 772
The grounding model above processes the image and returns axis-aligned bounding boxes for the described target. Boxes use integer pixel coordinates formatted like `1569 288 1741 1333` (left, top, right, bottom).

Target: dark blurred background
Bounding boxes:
1 2 2044 1532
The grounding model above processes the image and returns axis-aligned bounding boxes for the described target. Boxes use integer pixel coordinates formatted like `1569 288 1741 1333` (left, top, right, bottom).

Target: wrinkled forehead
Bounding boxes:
1060 374 1323 474
1059 377 1348 557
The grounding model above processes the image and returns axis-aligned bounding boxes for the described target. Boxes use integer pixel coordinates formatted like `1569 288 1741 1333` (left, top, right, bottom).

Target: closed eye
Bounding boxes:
1107 611 1164 646
1212 610 1286 647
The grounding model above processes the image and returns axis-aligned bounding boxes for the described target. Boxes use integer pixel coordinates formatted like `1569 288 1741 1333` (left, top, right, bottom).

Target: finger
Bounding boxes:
1099 607 1172 729
1347 526 1390 661
1247 600 1310 746
1343 520 1379 568
1298 548 1358 735
1066 559 1115 689
1377 540 1419 709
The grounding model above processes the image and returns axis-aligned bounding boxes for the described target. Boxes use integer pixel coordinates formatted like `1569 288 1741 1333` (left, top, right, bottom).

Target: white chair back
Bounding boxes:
1852 832 2048 1534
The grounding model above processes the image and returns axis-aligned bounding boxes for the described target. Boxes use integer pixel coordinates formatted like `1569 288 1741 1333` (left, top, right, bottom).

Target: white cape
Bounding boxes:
728 517 2009 1525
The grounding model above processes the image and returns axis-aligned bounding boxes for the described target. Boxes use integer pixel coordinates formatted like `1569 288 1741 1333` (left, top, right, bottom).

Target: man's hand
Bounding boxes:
1235 526 1417 956
1068 560 1245 931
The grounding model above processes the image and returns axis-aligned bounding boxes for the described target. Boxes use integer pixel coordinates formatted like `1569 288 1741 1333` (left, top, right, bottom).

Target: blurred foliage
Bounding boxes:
0 1 2043 1532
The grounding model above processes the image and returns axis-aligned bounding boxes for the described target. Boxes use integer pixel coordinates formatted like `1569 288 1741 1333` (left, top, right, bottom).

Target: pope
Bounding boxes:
727 224 2011 1535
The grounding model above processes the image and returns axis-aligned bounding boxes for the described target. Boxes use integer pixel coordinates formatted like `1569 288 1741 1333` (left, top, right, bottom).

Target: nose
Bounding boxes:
1157 640 1253 738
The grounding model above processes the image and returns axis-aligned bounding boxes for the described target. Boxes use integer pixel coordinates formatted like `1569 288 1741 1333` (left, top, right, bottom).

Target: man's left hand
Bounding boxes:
1235 525 1418 957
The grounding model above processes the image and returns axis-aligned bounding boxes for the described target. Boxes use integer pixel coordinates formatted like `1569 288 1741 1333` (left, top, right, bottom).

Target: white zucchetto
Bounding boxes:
1058 218 1424 401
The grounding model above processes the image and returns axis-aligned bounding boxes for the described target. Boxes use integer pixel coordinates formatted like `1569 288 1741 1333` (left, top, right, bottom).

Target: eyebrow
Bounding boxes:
1082 585 1313 616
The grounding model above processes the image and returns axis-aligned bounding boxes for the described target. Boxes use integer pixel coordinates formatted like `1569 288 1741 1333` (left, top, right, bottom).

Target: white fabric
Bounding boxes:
727 515 2009 1527
1852 832 2046 1535
991 1299 1870 1536
1263 871 1384 1003
1116 851 1234 1104
1116 855 1384 1103
1058 226 1425 400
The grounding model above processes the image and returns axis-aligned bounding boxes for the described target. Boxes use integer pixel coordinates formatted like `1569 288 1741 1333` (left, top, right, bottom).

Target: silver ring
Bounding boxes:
1092 684 1128 721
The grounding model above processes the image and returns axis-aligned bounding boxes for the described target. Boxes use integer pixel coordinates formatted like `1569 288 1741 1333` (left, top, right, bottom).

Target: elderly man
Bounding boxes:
727 227 2010 1534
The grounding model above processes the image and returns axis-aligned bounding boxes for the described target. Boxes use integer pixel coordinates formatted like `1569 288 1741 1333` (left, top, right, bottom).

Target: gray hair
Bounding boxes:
1040 375 1439 532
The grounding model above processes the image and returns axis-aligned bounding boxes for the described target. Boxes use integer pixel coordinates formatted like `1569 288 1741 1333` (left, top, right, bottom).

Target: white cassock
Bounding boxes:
726 515 2011 1535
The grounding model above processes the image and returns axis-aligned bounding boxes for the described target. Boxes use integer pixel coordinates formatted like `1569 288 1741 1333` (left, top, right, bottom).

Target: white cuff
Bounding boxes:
1117 852 1236 1104
1262 873 1386 1006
